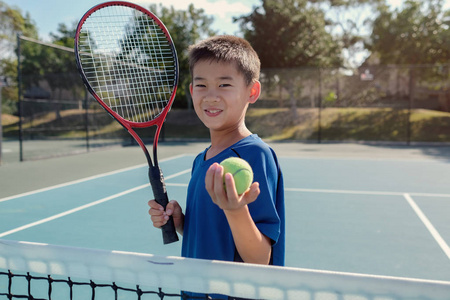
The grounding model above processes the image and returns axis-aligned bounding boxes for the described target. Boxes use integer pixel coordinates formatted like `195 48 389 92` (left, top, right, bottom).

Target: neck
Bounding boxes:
206 125 252 160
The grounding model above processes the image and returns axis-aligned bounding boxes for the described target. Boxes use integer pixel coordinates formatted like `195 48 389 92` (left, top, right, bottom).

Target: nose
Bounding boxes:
203 90 219 103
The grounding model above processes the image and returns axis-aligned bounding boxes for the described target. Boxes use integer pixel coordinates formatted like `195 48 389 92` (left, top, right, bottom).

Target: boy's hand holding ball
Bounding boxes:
206 157 259 211
220 157 254 195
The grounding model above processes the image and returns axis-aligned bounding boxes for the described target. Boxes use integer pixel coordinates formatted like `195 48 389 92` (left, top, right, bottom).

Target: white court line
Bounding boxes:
0 154 189 203
287 187 450 260
286 187 450 198
164 186 450 198
0 168 192 238
0 185 147 238
403 193 450 261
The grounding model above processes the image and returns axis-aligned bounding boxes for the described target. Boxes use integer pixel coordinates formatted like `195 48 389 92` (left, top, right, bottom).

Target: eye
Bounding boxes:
195 84 206 88
219 84 232 88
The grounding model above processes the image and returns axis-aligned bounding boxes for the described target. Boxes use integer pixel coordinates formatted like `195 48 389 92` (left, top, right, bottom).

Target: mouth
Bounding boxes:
205 109 222 116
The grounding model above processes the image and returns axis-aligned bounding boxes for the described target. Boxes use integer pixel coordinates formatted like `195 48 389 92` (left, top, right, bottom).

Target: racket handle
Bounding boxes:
148 166 179 244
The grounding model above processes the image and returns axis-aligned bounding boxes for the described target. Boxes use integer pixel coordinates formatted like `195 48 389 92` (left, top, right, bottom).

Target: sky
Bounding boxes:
4 0 450 42
4 0 260 41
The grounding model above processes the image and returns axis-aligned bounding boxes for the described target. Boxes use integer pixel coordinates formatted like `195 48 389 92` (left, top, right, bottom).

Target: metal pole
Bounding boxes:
17 34 23 161
84 89 89 152
407 66 413 146
0 83 3 165
0 76 11 165
317 68 322 143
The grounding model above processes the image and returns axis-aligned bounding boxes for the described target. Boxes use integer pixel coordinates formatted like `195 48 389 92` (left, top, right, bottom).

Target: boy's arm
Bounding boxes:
206 163 272 265
224 202 272 265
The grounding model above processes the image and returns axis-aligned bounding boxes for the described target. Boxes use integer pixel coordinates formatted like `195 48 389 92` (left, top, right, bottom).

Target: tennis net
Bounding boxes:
1 239 449 300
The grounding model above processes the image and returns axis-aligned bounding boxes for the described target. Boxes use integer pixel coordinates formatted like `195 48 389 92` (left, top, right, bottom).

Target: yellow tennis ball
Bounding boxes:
220 157 254 195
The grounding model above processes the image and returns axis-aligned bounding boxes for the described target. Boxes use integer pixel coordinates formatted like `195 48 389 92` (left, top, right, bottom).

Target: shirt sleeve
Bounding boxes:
235 146 283 246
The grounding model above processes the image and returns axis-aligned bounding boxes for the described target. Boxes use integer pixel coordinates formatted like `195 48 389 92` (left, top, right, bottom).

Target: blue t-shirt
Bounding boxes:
181 134 285 266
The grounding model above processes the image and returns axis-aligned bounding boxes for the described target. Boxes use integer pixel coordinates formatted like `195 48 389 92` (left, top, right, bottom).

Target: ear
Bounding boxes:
189 83 193 96
248 80 261 104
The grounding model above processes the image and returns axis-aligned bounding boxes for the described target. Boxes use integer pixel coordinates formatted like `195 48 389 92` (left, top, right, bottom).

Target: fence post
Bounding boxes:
317 68 322 143
17 34 24 161
84 89 90 152
0 80 3 165
406 66 414 145
0 76 10 165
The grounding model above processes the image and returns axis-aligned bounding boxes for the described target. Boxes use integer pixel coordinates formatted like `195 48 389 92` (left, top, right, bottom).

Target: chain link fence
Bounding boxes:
6 36 450 161
14 36 135 161
250 64 449 143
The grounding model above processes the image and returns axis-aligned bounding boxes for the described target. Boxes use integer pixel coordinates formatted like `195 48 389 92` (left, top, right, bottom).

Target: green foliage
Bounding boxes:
367 0 450 64
147 4 216 108
316 0 384 68
236 0 342 68
324 91 337 104
50 23 76 49
235 0 344 117
0 1 38 42
20 37 79 96
0 1 40 115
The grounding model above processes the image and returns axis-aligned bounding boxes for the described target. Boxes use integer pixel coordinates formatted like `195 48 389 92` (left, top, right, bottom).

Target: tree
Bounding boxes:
0 1 37 56
235 0 342 117
310 0 384 68
237 0 342 68
0 1 38 115
50 23 76 49
48 23 79 93
366 0 449 111
367 0 449 65
19 30 76 94
147 4 216 108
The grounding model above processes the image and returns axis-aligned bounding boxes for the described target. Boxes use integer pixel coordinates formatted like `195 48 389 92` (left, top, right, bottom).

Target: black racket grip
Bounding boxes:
148 166 179 244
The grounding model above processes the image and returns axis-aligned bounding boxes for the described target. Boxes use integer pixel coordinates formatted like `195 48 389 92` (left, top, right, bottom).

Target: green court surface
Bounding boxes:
1 142 450 282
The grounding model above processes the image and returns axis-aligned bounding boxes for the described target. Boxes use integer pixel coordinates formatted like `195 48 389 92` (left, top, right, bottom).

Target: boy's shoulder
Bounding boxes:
192 135 278 166
232 135 276 158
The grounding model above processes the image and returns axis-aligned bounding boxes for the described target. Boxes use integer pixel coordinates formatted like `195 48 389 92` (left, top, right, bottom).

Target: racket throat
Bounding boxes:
152 124 164 164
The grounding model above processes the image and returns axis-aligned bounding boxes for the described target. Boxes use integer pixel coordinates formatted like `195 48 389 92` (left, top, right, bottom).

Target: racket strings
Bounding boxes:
77 5 177 123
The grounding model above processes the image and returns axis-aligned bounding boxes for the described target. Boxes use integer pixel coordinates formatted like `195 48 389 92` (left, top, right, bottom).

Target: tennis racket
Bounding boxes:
74 1 179 244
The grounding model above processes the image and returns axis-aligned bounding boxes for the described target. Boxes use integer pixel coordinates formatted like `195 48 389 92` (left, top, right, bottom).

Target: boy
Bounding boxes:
149 35 285 283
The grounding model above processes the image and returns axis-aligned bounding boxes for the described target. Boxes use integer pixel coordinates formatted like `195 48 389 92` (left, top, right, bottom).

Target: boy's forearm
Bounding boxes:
224 206 271 265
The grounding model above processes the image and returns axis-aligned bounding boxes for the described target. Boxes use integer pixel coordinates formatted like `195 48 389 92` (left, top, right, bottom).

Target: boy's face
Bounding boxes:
189 59 260 133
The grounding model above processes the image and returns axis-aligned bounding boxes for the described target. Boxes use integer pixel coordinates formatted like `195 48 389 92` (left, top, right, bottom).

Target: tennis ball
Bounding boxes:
220 157 254 195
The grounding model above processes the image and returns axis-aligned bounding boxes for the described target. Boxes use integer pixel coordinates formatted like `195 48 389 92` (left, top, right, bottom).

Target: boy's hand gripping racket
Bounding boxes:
75 1 179 244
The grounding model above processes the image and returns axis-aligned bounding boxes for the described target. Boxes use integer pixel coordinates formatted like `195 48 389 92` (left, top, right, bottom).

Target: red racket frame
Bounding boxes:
74 1 179 244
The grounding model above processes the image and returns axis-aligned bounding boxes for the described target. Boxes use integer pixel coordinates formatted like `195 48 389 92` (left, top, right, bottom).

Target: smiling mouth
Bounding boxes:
206 109 222 114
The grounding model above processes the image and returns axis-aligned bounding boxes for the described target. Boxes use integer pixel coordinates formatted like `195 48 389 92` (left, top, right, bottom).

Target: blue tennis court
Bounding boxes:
1 142 450 284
